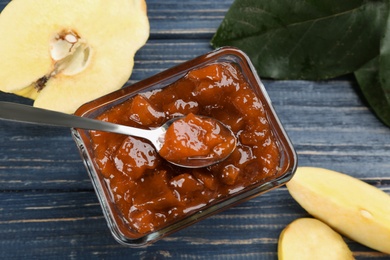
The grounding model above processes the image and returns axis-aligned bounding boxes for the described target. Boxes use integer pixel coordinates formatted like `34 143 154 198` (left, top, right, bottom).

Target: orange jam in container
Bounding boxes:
72 47 297 247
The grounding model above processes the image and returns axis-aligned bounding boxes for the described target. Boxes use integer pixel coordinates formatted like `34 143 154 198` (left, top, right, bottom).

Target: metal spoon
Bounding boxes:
0 101 236 168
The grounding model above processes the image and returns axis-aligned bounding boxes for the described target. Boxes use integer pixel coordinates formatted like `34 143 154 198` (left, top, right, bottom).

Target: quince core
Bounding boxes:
0 0 149 113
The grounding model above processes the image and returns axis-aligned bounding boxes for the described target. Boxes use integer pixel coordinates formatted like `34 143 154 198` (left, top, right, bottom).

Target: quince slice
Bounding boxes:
287 167 390 254
0 0 149 113
278 218 354 260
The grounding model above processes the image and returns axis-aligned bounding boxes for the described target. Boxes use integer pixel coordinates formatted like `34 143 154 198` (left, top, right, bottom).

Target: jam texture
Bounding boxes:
160 113 236 166
90 62 281 234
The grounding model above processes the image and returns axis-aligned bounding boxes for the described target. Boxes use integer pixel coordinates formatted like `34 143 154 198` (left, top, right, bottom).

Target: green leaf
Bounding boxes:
379 8 390 106
355 57 390 127
354 11 390 128
211 0 388 80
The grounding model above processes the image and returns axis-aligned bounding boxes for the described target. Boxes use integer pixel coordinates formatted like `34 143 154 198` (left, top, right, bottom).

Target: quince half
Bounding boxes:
0 0 149 113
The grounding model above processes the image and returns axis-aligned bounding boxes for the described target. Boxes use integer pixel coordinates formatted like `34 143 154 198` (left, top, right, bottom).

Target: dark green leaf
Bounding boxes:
355 10 390 128
379 9 390 107
355 57 390 127
211 0 388 80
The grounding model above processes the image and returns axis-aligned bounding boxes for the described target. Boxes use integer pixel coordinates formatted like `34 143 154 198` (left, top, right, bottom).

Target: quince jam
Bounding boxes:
160 113 236 166
90 62 280 234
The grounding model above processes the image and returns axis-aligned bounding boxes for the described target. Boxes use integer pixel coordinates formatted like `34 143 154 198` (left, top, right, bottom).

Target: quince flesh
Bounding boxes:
287 167 390 254
278 218 354 260
0 0 149 113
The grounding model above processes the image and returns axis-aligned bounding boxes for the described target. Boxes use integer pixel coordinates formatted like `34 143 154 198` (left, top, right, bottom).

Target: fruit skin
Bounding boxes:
278 218 354 260
0 0 149 113
286 167 390 254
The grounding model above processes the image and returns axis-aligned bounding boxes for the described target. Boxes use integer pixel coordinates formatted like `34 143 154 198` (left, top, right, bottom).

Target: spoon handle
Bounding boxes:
0 101 154 138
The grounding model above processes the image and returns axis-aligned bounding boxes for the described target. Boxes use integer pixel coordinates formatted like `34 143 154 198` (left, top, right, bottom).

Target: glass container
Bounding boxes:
71 47 297 247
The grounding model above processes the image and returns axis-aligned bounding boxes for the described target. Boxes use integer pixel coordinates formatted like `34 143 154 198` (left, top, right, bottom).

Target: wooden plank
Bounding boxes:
146 0 232 38
1 188 389 259
129 39 216 82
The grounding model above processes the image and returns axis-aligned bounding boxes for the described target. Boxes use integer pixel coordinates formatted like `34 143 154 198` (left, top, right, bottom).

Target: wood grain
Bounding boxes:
0 0 389 259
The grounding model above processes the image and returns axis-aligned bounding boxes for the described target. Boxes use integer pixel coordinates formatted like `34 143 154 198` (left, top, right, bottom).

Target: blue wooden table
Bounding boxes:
1 1 389 259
